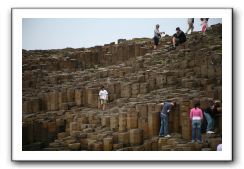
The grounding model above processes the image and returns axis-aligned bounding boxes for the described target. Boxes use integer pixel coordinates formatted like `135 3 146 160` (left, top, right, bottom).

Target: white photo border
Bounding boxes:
12 8 232 161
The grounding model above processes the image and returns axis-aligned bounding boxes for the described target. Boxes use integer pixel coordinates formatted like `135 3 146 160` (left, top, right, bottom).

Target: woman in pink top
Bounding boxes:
189 102 203 143
200 18 209 35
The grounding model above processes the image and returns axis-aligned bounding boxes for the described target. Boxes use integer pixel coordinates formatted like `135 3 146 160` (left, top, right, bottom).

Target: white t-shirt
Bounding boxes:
99 89 108 100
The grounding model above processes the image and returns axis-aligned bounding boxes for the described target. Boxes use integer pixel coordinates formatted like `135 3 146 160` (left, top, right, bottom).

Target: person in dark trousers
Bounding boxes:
186 18 194 34
153 24 165 49
204 99 216 134
159 101 176 138
172 27 187 49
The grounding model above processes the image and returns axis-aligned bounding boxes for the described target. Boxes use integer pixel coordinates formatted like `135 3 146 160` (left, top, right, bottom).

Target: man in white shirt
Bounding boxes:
99 86 108 110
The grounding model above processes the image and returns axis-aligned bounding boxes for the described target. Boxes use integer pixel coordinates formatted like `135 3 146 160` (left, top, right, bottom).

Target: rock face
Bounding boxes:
22 24 222 151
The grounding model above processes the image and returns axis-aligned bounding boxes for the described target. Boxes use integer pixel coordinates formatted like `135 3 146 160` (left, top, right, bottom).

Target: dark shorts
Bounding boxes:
153 36 160 46
175 38 180 46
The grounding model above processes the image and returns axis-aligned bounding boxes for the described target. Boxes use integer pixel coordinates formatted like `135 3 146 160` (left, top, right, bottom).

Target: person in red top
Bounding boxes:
189 101 203 143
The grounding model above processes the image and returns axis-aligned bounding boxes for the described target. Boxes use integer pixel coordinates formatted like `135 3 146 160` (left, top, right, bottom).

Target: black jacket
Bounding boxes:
173 31 186 43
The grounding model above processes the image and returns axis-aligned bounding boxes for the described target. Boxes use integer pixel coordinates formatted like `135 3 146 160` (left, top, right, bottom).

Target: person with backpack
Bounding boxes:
153 24 165 49
189 101 203 143
172 27 187 49
159 101 176 138
186 18 194 34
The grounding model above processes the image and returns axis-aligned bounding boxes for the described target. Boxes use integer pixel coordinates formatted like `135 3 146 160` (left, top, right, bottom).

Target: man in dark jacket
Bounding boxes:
172 27 187 49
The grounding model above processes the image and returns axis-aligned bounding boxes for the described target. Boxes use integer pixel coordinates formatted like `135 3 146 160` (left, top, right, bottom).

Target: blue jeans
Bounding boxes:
192 120 202 141
204 112 214 131
159 114 169 136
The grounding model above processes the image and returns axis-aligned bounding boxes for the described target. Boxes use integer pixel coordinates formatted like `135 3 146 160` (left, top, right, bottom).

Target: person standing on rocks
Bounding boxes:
186 18 194 34
172 27 187 49
98 86 108 111
153 24 165 49
189 101 203 143
200 18 209 35
159 101 176 138
204 99 216 134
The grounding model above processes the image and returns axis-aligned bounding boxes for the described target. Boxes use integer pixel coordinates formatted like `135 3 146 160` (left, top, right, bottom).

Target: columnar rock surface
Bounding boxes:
22 24 222 151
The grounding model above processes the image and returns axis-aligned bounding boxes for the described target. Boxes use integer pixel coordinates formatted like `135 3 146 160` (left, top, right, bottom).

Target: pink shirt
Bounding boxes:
189 107 203 120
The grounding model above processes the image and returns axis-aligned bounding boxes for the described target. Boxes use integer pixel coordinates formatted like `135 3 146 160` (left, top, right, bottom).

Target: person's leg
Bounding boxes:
172 37 176 47
164 115 169 136
103 103 106 110
186 24 191 34
159 116 164 136
196 120 202 143
192 120 196 142
191 24 194 32
204 112 212 132
153 37 158 49
100 100 104 110
186 23 193 34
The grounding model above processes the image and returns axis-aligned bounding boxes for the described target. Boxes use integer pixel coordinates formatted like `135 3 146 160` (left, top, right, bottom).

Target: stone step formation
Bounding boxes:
22 23 222 151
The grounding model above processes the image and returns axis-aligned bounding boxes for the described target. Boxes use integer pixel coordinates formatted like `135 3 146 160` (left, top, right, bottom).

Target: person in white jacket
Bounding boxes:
99 86 108 110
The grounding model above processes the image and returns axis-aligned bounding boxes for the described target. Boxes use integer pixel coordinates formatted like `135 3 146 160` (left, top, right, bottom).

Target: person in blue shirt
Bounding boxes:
159 101 176 138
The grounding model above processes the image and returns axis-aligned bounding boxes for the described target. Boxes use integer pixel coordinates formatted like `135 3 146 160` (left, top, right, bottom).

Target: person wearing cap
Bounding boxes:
172 27 187 49
153 24 165 49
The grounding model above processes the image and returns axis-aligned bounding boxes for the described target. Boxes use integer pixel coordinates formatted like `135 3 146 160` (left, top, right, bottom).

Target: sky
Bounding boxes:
22 18 222 50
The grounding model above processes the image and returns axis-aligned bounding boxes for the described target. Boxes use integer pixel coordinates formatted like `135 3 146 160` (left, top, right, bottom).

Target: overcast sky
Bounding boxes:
22 18 222 50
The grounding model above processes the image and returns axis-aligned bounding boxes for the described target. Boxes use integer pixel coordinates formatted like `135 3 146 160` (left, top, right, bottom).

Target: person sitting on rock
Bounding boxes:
172 27 186 49
159 101 176 138
98 86 108 111
153 24 165 49
189 101 203 144
204 99 216 134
